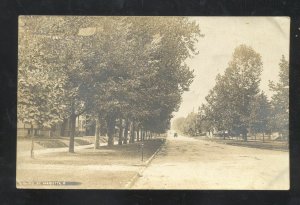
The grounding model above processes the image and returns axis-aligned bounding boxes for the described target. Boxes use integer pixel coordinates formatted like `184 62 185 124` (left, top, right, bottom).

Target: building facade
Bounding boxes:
17 115 96 138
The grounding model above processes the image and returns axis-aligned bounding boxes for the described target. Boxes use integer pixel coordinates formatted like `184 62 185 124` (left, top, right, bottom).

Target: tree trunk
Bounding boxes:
77 116 80 134
69 115 76 152
68 117 72 137
262 132 265 143
141 129 144 141
130 120 135 143
30 124 34 137
137 129 140 142
30 124 35 158
99 117 106 136
123 119 129 144
69 103 76 153
60 119 67 136
50 126 54 138
118 118 123 145
94 118 100 149
106 115 116 147
243 133 247 142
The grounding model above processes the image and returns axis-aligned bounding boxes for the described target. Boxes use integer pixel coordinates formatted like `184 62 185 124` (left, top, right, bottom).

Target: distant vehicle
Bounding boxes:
174 133 178 138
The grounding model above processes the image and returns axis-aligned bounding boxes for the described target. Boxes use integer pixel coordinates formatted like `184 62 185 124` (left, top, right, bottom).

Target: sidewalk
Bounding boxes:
18 144 93 157
17 141 119 158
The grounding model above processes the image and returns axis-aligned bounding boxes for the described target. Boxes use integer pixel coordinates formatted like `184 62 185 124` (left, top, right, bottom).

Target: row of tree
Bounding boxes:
173 45 289 141
18 16 202 152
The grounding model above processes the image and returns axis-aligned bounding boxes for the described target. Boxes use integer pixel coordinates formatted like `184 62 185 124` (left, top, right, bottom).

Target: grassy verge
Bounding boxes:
35 140 68 148
18 136 119 150
200 137 288 151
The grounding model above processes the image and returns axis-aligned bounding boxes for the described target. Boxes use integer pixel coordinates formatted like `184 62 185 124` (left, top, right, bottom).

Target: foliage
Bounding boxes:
249 92 272 135
172 112 198 135
18 17 68 129
18 16 201 149
269 55 289 137
203 45 263 139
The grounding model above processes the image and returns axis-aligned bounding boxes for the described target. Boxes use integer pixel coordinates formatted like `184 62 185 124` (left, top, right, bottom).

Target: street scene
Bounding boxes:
17 16 289 189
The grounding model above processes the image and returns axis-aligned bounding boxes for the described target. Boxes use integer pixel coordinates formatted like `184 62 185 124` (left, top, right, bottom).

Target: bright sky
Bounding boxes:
173 17 290 119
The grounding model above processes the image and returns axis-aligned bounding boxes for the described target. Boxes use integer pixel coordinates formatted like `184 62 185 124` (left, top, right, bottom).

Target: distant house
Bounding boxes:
17 121 38 137
17 120 60 138
17 115 96 138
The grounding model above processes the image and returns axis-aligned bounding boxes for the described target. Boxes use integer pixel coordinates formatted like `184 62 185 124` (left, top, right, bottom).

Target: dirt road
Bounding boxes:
132 132 289 190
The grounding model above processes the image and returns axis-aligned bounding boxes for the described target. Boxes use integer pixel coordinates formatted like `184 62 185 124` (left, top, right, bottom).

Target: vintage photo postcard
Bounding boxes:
17 16 289 189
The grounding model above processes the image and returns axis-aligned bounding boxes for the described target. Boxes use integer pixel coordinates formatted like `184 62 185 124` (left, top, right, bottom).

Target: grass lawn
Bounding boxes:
200 137 288 151
17 139 165 189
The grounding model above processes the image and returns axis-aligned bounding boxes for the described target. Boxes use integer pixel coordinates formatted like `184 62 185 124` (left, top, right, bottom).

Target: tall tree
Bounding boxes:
269 55 289 139
204 45 263 140
172 117 186 133
18 17 68 134
95 17 201 144
18 16 202 150
172 113 197 136
19 16 106 151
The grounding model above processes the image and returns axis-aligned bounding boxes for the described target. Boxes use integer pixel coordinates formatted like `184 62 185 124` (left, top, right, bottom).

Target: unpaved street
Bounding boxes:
132 132 289 190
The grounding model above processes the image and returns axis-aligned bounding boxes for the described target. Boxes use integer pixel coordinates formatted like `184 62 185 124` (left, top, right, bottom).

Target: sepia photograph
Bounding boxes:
17 16 289 190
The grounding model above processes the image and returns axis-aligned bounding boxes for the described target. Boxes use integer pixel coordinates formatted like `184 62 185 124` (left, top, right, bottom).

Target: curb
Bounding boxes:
124 139 166 189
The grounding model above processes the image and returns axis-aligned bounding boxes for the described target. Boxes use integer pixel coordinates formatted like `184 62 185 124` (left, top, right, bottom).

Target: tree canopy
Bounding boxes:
18 16 202 150
269 55 289 138
174 47 289 142
202 45 263 140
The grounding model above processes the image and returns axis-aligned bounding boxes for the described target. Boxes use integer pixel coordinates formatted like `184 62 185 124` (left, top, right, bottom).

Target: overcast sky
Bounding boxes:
173 17 290 119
